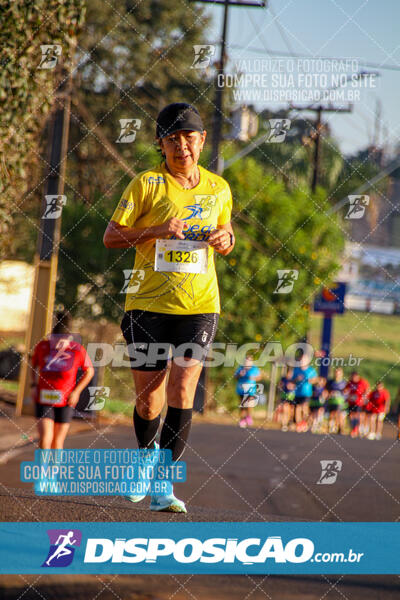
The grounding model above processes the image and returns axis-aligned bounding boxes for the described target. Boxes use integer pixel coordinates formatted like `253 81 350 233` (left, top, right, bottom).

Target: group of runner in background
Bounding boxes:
235 355 391 440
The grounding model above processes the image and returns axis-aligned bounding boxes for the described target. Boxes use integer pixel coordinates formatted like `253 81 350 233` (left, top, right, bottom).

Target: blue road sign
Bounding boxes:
314 282 346 314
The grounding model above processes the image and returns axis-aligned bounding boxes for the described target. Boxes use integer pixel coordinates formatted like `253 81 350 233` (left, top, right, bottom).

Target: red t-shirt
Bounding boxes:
366 389 390 413
344 379 369 407
31 337 93 407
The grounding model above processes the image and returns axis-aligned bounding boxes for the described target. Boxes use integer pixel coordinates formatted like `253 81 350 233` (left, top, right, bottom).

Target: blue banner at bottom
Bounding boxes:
0 522 398 574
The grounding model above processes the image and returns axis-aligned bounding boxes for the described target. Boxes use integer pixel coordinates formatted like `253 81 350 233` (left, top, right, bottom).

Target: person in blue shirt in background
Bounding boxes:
326 367 348 434
235 355 262 428
292 354 317 432
308 376 327 433
278 367 296 431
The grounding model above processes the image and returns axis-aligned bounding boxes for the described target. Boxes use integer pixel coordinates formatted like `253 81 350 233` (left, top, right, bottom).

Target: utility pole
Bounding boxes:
289 103 351 350
311 106 322 193
292 72 378 192
210 0 230 174
291 104 352 193
16 61 73 416
192 1 266 174
373 99 382 148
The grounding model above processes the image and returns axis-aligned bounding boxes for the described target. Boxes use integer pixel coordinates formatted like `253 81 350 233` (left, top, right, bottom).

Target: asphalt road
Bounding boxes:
1 421 399 521
0 420 399 598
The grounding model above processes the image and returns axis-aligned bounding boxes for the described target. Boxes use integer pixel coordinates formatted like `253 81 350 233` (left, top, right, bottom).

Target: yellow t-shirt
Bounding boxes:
111 163 233 315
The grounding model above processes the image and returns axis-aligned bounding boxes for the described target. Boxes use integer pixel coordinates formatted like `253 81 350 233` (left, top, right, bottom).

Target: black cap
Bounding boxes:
156 103 204 139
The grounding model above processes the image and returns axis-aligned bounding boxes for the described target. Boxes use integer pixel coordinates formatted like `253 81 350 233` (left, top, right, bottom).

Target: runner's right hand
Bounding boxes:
156 218 186 239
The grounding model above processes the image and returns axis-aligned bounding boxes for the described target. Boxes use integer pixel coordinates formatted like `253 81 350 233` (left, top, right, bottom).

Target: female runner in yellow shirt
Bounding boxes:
104 103 234 512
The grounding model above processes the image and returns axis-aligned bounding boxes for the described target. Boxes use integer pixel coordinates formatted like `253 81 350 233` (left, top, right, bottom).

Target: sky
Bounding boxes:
200 0 400 156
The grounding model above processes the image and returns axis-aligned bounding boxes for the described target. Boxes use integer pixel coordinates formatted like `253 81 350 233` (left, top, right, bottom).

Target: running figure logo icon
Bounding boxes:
266 119 291 143
182 204 204 220
38 45 62 69
317 460 343 485
43 335 76 372
274 269 298 294
240 383 265 408
345 195 370 219
191 45 215 69
183 195 217 220
116 119 142 143
42 529 82 567
120 269 145 294
43 195 67 219
86 386 110 411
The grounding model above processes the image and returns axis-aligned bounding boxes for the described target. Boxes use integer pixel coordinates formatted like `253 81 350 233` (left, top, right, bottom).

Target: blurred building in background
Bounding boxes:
339 243 400 314
348 162 400 247
0 261 34 332
229 105 259 141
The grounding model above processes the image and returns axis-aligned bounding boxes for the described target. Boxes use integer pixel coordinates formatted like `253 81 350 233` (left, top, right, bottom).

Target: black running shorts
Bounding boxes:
294 396 310 406
35 403 73 423
121 310 219 371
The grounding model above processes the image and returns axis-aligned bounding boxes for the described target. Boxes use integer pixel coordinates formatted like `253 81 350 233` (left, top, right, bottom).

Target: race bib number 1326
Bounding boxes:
155 239 208 274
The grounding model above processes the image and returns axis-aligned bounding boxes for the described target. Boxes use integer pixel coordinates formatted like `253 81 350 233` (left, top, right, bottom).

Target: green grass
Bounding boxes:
101 398 133 416
309 312 400 403
102 365 135 416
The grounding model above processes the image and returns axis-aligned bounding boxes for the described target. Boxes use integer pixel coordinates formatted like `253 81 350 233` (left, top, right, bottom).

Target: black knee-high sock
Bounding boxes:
160 406 193 461
133 407 160 449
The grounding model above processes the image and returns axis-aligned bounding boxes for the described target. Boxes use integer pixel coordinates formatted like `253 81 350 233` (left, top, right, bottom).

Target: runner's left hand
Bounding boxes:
208 229 231 251
68 390 80 407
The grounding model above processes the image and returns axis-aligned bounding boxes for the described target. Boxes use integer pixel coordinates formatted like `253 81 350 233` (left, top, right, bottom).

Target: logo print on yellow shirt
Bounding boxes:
182 195 216 220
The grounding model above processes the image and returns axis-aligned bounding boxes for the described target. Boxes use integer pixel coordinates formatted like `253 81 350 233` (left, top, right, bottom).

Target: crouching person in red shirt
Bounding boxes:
344 371 370 438
365 381 390 441
30 311 94 449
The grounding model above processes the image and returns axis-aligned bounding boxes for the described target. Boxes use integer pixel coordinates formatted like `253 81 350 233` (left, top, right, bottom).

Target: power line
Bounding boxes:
226 44 400 72
328 156 400 215
268 1 296 58
246 8 273 57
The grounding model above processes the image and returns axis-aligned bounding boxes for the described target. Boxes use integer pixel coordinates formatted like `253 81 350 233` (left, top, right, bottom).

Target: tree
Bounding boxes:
56 188 138 322
0 0 85 258
9 0 214 263
66 0 213 201
216 156 344 347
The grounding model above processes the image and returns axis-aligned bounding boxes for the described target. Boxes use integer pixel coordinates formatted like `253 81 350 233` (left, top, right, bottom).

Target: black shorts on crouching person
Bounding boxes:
35 404 73 423
294 396 310 406
347 403 362 414
121 310 219 371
